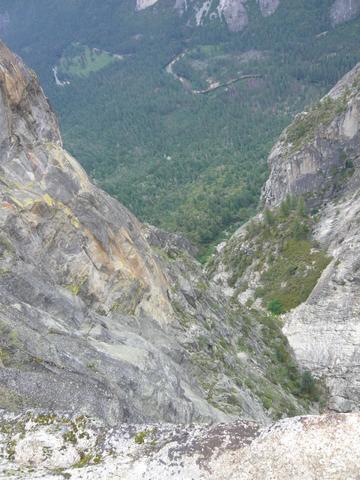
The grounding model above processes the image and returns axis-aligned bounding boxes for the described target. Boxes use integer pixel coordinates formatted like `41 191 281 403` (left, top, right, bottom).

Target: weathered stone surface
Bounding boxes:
283 187 360 412
263 62 360 208
330 0 360 25
136 0 159 11
0 41 223 425
217 0 248 32
0 411 359 479
257 0 280 17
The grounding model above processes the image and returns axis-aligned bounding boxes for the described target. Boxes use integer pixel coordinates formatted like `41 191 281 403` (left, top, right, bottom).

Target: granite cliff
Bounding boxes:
1 36 360 480
213 60 360 414
0 41 317 427
136 0 359 31
266 62 360 413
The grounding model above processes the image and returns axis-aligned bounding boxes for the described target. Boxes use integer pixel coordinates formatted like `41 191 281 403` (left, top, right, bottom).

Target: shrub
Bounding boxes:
134 431 148 444
299 370 319 401
267 299 284 315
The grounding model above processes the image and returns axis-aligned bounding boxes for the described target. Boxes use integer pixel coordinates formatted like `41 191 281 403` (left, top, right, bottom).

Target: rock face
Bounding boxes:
193 0 280 31
136 0 279 31
263 63 360 208
217 0 249 32
211 62 360 414
135 0 360 31
136 0 160 11
0 411 359 479
257 0 280 17
254 63 360 412
0 42 314 425
1 26 360 480
330 0 360 25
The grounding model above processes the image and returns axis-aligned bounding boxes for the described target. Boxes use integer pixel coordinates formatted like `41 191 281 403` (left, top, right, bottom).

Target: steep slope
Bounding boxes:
0 42 317 425
213 61 360 413
265 62 360 413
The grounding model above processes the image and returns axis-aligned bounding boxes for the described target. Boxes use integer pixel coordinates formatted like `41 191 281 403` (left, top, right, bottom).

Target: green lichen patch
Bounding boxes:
64 275 87 296
72 451 102 469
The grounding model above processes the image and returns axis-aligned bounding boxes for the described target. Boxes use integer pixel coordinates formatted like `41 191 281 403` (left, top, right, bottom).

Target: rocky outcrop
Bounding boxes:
195 0 280 30
212 62 360 414
0 42 315 425
137 0 279 31
262 63 360 208
330 0 360 26
257 0 280 17
0 411 359 479
0 41 193 425
217 0 248 32
136 0 160 11
135 0 360 32
261 63 360 412
283 191 360 413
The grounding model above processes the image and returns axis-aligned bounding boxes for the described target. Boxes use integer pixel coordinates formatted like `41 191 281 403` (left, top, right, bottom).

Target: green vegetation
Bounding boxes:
65 283 81 296
257 237 330 312
0 322 21 367
189 303 323 419
267 299 284 315
2 0 360 252
258 312 320 403
73 451 101 469
134 430 148 444
224 196 331 313
134 427 157 445
64 275 87 296
286 94 349 151
58 43 121 78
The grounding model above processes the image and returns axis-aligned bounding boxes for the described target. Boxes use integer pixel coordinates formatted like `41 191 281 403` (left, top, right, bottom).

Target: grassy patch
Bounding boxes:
223 196 331 313
58 43 120 78
256 237 330 312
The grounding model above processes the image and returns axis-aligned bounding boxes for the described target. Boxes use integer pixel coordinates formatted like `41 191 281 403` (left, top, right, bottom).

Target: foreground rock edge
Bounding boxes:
0 411 359 479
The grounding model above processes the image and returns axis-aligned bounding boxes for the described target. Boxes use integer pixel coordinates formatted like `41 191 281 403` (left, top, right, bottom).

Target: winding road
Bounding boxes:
165 52 262 95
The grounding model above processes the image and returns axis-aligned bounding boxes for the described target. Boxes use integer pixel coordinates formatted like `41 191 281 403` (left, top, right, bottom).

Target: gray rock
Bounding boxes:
257 0 280 17
257 62 360 411
0 41 310 426
0 411 359 479
212 61 360 413
330 0 360 26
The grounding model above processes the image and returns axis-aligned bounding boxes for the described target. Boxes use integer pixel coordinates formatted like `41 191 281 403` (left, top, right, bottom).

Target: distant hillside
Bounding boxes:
2 0 360 253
